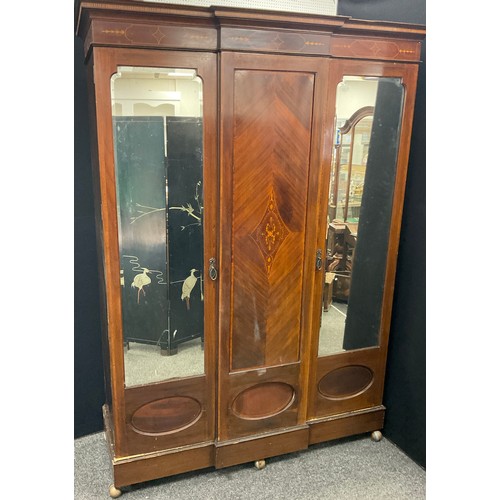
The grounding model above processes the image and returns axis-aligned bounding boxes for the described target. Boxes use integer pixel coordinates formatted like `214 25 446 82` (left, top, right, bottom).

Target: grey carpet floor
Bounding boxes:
318 302 348 356
124 339 204 387
75 432 425 499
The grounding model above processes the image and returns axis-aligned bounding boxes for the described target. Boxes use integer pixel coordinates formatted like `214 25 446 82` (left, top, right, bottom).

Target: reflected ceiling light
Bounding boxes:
166 71 196 78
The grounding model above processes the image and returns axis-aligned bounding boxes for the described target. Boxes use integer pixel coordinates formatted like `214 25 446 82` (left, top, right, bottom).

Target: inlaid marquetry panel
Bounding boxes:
220 27 330 55
230 69 314 371
87 19 217 54
250 190 290 275
331 35 421 62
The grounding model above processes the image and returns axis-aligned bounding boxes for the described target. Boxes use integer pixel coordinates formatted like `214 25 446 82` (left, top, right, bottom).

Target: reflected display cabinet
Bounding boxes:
76 1 425 496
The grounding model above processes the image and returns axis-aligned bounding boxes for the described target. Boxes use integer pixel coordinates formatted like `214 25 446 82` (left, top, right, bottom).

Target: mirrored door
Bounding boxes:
319 75 404 357
93 48 217 457
306 61 419 422
111 66 206 387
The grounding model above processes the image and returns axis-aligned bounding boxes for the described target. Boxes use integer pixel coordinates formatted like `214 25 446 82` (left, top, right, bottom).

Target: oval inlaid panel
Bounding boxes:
131 396 202 434
318 365 374 400
232 382 295 420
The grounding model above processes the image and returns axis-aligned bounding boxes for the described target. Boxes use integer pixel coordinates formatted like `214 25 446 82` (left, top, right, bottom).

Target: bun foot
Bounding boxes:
109 485 122 498
254 459 266 470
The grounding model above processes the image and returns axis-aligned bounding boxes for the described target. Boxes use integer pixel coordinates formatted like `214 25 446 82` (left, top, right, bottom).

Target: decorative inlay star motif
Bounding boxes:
250 190 290 274
152 27 166 44
270 34 286 50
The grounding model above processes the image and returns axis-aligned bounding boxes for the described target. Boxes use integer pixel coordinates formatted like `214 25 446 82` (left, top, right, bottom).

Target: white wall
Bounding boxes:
336 79 379 122
141 0 337 16
111 71 202 117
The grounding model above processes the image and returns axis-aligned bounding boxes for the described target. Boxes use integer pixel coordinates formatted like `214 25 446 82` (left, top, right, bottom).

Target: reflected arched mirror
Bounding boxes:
111 66 205 387
332 106 374 223
318 76 404 357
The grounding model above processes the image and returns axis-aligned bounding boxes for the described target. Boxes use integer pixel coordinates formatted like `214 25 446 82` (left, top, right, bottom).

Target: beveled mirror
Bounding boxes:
111 66 205 387
318 76 404 357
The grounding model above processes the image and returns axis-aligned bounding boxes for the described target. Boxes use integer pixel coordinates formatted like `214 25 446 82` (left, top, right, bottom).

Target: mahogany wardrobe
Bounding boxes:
76 1 425 496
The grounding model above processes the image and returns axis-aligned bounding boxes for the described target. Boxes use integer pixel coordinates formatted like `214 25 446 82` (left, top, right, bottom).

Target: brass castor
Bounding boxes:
371 430 383 442
109 485 122 498
254 459 266 470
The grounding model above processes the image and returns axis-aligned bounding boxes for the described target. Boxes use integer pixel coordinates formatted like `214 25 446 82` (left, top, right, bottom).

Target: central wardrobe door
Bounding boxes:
218 52 329 441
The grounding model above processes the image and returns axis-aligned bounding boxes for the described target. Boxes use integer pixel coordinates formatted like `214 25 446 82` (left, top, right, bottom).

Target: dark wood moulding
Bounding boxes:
76 0 425 62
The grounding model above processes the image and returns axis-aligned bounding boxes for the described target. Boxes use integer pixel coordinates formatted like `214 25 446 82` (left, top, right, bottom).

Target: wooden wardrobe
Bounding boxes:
76 1 425 496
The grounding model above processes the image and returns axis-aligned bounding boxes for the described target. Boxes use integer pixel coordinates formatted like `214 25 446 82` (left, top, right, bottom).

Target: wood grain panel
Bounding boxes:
220 27 330 55
113 442 215 489
131 396 202 434
230 69 314 371
331 35 421 62
218 52 330 442
308 406 385 445
318 365 374 399
215 426 309 469
232 382 295 419
222 363 301 439
124 375 210 454
313 348 381 419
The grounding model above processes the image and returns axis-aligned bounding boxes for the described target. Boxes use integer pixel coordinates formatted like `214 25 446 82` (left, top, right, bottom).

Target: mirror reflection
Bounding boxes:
111 66 205 386
318 76 404 356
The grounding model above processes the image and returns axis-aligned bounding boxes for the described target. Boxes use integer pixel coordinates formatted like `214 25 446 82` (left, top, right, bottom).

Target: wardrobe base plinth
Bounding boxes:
112 443 214 489
215 426 309 469
308 406 385 445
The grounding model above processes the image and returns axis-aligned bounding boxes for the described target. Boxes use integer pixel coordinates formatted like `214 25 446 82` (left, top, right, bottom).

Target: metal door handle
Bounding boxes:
209 258 218 281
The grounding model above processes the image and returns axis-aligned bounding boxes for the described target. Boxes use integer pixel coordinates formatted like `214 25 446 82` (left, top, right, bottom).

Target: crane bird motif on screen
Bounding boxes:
131 268 151 305
122 255 167 305
181 269 198 310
